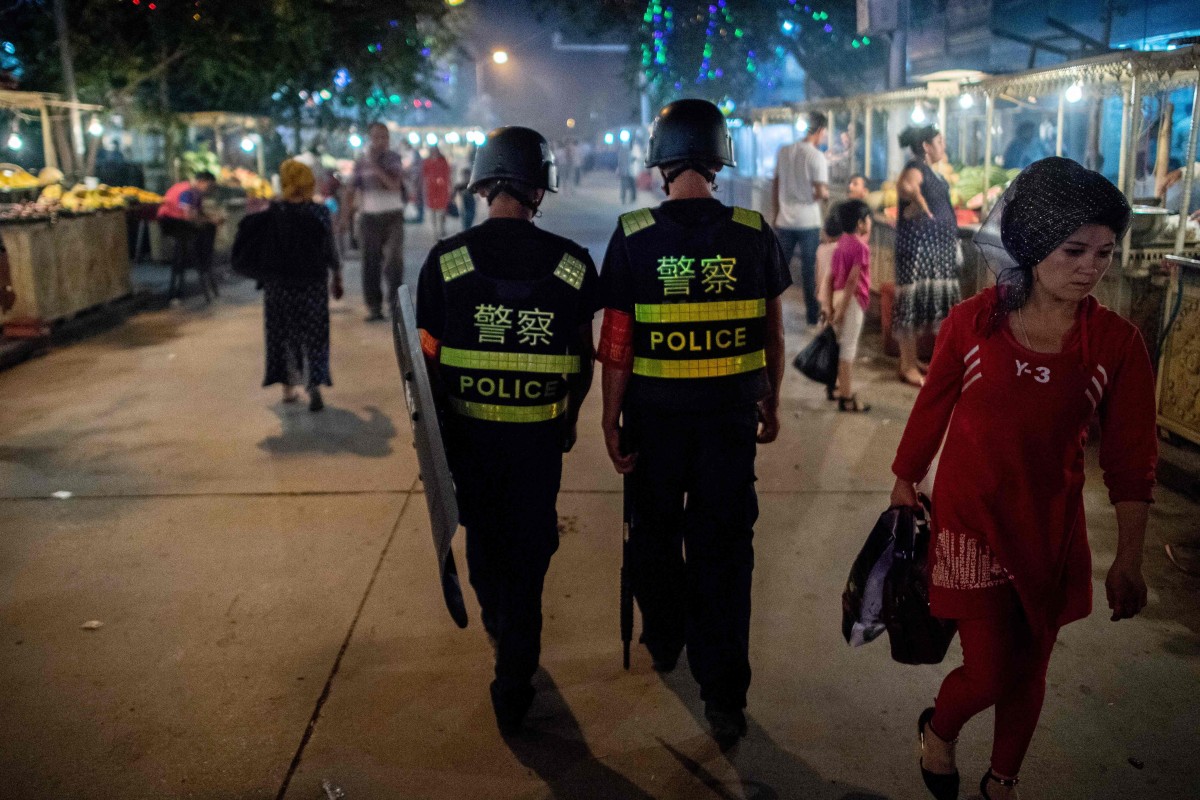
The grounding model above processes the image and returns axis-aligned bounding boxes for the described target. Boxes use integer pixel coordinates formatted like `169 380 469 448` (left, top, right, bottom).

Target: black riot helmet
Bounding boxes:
645 98 736 171
468 126 558 209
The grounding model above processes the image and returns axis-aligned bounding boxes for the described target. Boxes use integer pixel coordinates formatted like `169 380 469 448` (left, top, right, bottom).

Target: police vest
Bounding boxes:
437 244 585 423
622 205 768 387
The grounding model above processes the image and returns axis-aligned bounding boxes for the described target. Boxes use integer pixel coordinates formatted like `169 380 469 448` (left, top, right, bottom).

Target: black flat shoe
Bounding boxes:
838 395 871 413
918 707 959 800
825 384 837 401
980 770 1019 800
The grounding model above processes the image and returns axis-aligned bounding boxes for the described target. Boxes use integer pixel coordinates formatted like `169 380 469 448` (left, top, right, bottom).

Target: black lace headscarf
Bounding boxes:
973 157 1130 331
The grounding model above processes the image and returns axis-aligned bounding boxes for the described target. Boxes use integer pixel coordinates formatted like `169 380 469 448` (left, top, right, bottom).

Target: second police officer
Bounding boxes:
416 127 600 735
597 99 790 746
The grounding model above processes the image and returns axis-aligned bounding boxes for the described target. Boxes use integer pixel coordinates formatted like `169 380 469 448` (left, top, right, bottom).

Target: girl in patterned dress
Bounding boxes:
891 158 1156 800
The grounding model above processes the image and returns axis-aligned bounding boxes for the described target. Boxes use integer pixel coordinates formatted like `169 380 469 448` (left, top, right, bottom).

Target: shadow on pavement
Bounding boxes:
501 669 657 800
656 666 892 800
259 404 396 457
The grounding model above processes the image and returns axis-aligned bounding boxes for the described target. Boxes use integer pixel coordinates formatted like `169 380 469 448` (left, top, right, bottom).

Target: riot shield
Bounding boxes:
392 285 468 628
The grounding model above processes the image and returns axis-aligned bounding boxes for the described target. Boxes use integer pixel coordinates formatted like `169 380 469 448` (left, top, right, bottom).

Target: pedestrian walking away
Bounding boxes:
344 121 407 321
891 157 1156 800
894 125 961 387
597 98 790 748
773 111 830 326
235 160 342 412
423 144 452 238
454 166 477 230
416 126 599 736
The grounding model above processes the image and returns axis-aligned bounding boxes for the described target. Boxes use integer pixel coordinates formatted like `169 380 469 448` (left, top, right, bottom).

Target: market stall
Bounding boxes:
1 92 139 337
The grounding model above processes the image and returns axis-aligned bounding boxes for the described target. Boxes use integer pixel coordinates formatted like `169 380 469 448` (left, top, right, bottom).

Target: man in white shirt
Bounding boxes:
773 112 830 326
345 122 408 321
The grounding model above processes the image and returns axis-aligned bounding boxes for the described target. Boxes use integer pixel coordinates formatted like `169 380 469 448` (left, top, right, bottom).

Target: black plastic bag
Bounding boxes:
842 499 957 665
882 500 957 665
793 326 839 387
841 508 897 647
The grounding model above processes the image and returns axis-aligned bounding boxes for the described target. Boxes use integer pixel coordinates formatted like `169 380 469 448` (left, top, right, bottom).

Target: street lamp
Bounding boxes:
492 50 509 64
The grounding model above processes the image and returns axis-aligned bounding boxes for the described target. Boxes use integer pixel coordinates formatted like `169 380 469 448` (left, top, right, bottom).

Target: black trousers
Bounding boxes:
445 416 563 716
627 403 759 711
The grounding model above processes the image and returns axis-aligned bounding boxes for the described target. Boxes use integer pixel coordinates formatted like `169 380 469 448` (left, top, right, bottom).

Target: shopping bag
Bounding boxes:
882 500 957 665
841 508 897 647
792 326 839 387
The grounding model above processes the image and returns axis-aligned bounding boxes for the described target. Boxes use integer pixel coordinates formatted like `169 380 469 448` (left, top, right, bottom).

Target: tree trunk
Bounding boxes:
52 0 84 165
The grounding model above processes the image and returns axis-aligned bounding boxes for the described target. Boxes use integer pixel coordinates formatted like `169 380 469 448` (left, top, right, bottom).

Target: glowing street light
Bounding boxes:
426 132 439 146
566 118 576 129
619 129 631 143
408 131 421 146
604 132 615 145
445 131 461 144
492 50 509 64
240 135 256 152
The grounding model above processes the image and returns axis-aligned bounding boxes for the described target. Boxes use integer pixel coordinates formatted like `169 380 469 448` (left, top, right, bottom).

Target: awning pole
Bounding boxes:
864 104 873 178
1055 92 1065 157
982 94 995 215
849 106 859 176
40 104 58 171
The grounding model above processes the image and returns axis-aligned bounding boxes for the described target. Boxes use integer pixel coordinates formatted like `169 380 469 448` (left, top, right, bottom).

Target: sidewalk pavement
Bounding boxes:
0 173 1197 799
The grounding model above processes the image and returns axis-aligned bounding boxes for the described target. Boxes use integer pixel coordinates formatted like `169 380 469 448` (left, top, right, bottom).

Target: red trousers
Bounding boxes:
930 602 1057 777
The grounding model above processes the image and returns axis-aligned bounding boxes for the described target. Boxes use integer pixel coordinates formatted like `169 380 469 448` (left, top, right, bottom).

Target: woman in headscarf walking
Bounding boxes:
894 125 961 387
891 157 1157 800
258 159 342 411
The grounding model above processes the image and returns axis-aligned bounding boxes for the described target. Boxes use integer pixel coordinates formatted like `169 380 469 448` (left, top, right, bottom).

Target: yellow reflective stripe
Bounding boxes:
621 208 656 236
439 347 580 374
731 206 762 230
633 350 766 378
554 253 586 290
440 246 475 282
449 397 568 422
634 299 766 324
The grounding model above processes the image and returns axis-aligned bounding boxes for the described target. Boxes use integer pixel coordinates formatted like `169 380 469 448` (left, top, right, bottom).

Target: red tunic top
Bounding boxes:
892 289 1157 638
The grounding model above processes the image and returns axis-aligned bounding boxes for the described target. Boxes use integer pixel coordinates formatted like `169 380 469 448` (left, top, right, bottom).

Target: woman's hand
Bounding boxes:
890 477 919 508
603 423 636 474
1105 556 1147 621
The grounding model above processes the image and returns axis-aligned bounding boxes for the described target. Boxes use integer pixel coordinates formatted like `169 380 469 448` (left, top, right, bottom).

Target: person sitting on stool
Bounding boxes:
158 171 221 302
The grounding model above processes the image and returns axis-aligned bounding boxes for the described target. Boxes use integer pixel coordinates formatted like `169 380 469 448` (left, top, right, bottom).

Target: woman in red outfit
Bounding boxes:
890 158 1156 800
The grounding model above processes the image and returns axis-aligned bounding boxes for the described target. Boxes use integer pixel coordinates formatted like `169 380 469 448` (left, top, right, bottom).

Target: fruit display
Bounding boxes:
114 186 165 204
220 166 274 199
0 166 40 191
0 200 57 222
956 165 1020 209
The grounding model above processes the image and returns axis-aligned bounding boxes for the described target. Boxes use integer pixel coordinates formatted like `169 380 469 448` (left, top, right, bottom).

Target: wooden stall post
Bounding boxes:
40 105 57 171
1121 75 1140 273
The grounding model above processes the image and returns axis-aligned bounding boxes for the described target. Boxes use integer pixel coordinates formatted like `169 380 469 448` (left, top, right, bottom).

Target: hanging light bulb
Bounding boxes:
240 135 256 152
911 104 927 124
348 132 363 148
958 93 975 109
1065 82 1084 103
407 131 421 146
426 132 438 146
6 122 21 151
88 115 104 137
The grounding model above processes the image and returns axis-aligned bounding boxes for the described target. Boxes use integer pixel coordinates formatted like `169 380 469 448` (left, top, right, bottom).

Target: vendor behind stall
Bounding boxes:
158 171 222 298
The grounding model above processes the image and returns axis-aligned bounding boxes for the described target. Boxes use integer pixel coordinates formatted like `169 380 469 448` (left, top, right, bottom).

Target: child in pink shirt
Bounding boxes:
830 200 872 412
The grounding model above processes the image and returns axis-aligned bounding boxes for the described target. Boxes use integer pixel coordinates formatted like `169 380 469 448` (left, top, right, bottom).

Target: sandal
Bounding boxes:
980 770 1019 800
899 369 925 388
918 707 959 800
837 395 871 413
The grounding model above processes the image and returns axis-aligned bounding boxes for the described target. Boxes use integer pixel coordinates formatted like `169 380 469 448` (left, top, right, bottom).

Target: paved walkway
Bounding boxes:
0 174 1197 799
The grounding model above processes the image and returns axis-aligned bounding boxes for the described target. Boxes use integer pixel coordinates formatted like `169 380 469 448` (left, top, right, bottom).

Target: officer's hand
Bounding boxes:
756 402 780 444
562 423 578 454
890 477 920 508
603 425 636 474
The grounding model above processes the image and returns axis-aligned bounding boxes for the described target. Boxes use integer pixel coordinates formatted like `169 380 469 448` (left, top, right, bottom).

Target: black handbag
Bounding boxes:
842 498 957 665
792 325 839 387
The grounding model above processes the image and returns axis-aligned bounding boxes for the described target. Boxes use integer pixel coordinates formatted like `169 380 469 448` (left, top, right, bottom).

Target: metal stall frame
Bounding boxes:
0 90 105 172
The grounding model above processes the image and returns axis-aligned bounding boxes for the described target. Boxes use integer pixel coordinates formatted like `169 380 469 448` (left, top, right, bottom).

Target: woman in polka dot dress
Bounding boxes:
894 125 960 387
260 160 343 411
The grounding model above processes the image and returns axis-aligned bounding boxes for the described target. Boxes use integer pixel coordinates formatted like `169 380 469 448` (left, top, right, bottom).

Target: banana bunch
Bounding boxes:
0 168 40 190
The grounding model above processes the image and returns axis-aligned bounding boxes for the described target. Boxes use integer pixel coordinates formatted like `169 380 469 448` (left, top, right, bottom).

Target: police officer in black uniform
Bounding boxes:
596 99 790 746
416 127 599 735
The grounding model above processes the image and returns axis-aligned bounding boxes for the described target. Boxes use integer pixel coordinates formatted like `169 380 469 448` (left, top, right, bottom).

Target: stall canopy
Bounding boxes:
0 90 104 172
